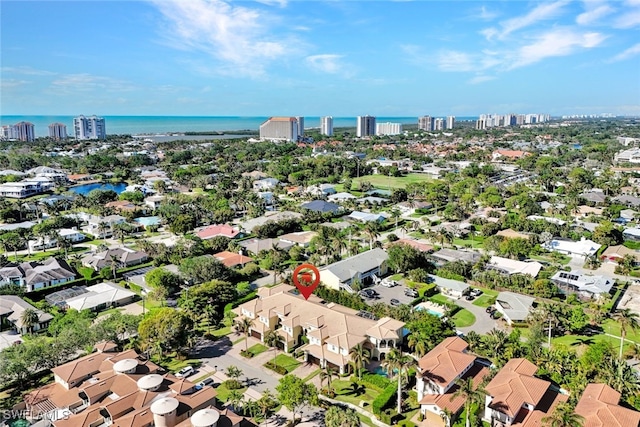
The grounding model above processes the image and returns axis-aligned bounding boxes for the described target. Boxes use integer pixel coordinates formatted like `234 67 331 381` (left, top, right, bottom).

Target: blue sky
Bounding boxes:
2 0 639 116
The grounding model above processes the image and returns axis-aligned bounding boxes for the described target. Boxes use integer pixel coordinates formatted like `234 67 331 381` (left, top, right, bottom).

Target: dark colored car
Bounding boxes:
390 298 401 306
404 288 419 298
465 294 475 301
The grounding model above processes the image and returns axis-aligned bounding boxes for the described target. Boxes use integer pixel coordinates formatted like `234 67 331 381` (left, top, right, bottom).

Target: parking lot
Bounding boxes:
362 283 417 307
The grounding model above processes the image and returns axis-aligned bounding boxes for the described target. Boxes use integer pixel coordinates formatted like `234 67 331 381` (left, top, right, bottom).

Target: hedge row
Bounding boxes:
359 372 391 391
264 361 287 375
372 383 397 415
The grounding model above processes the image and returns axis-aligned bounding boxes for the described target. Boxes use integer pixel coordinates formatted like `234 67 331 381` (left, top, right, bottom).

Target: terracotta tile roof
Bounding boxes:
417 337 475 387
51 352 113 385
196 224 240 239
419 363 489 414
389 239 434 252
214 251 254 267
575 383 640 427
485 358 550 418
512 387 568 427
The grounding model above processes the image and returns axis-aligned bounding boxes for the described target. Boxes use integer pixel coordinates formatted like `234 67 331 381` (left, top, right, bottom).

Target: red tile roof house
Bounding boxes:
483 358 568 427
213 251 254 268
416 337 489 426
195 224 242 240
492 150 532 161
575 383 640 427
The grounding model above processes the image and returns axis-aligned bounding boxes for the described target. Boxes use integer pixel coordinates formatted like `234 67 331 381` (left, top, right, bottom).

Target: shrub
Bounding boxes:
264 361 287 375
361 372 391 391
372 383 397 415
223 379 243 390
408 268 429 283
240 350 253 358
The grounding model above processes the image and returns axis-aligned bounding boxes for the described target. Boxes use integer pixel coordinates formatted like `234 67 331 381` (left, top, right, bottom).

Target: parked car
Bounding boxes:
486 306 496 314
465 294 475 301
470 289 482 297
404 288 419 298
195 377 214 390
390 298 401 306
175 366 195 378
380 279 397 288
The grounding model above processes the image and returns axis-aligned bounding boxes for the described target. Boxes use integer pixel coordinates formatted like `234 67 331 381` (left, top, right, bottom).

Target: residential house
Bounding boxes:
320 248 389 291
23 348 219 427
615 195 640 208
195 224 242 240
239 238 294 256
526 215 567 226
0 258 76 292
576 205 604 218
428 274 469 299
496 229 531 240
28 228 85 252
144 195 165 210
491 150 531 161
347 211 386 223
301 200 341 214
494 291 536 325
278 231 317 247
575 383 640 427
601 245 640 265
49 282 137 312
483 358 568 427
624 227 640 242
306 183 337 197
104 200 137 212
253 177 280 191
580 189 607 205
234 283 405 373
620 209 637 222
81 247 148 271
388 238 433 253
238 211 303 233
80 214 127 238
213 251 254 268
328 192 356 203
431 249 481 266
543 237 601 257
487 256 543 278
550 271 612 299
0 295 53 333
357 196 388 205
0 221 36 232
417 337 489 427
0 181 45 198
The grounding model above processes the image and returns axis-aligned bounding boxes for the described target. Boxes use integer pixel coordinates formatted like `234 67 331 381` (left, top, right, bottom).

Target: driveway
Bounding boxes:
365 283 415 306
0 330 22 351
454 297 501 335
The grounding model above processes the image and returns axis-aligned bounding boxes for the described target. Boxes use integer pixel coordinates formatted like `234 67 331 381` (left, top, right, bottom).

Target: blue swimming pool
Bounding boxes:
415 306 444 317
372 366 399 377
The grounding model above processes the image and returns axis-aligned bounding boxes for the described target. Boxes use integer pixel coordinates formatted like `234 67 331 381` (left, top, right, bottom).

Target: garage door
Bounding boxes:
307 354 321 366
251 330 262 339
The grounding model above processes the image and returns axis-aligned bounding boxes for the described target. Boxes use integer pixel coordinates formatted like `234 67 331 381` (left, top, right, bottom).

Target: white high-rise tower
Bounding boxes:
320 116 334 136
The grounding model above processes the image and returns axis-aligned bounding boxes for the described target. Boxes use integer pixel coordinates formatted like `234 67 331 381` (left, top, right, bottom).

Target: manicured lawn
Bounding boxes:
153 355 200 373
552 333 634 354
212 325 231 337
453 236 485 249
352 173 432 190
267 354 302 374
429 294 452 305
473 295 497 308
390 273 404 281
332 379 381 407
302 368 321 382
246 343 268 357
215 382 248 403
602 319 640 343
452 309 476 327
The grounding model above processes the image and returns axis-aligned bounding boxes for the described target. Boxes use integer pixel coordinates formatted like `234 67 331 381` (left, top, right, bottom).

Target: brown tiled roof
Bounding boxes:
575 383 640 427
418 337 475 387
94 341 118 353
485 358 550 418
52 352 112 385
419 363 489 414
512 387 568 427
214 251 254 267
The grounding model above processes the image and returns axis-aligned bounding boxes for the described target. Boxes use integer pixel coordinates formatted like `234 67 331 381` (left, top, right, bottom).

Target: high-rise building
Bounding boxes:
74 115 106 140
376 122 402 136
356 115 376 137
476 119 487 130
259 117 301 142
48 123 67 140
295 116 304 137
1 126 15 140
418 116 433 131
13 122 35 142
446 116 455 130
434 118 444 131
320 116 334 136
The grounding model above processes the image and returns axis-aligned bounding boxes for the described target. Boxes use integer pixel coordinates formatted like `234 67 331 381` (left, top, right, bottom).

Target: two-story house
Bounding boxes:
417 337 489 426
0 257 76 292
483 358 567 427
319 248 389 292
234 284 405 374
575 383 640 427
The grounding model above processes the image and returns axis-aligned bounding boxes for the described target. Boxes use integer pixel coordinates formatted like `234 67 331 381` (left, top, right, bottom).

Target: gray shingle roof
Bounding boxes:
321 248 388 282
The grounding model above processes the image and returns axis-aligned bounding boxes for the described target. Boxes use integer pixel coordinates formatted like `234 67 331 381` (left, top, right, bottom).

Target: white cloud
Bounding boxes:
610 42 640 61
614 10 640 28
484 1 569 40
49 74 134 93
1 66 56 76
0 79 29 89
436 51 475 72
254 0 287 7
305 54 352 76
510 29 606 68
468 75 496 84
150 0 295 78
576 4 614 25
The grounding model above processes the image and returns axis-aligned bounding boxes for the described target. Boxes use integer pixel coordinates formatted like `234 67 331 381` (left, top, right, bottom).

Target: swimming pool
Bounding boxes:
372 366 399 377
414 306 444 317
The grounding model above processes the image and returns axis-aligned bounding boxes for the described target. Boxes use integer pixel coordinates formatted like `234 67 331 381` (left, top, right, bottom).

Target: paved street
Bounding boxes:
455 296 501 335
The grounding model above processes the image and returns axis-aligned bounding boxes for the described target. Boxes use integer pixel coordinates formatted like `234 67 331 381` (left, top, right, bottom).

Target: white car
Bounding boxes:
380 279 397 288
175 366 195 378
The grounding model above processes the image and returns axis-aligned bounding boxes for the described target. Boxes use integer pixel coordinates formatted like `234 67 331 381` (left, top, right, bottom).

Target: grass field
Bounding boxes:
267 354 302 374
452 309 476 327
352 173 432 190
429 294 452 305
246 343 268 357
215 382 248 403
473 294 497 308
332 379 381 407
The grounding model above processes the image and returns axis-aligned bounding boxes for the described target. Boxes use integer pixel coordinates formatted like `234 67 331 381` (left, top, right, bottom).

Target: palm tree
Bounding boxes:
451 376 486 427
264 330 280 365
541 402 584 427
408 333 430 358
349 344 371 380
257 389 277 425
613 308 640 360
20 308 39 334
320 366 337 394
331 234 347 257
363 221 380 250
108 254 119 279
235 317 254 351
383 348 416 414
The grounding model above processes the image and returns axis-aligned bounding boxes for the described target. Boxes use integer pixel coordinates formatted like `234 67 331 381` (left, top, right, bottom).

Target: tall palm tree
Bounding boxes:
235 317 254 351
264 330 280 365
363 221 380 251
320 366 337 394
331 234 347 257
20 308 39 334
451 376 486 427
613 308 640 360
408 333 430 358
541 402 585 427
349 344 371 380
108 254 120 279
383 348 416 414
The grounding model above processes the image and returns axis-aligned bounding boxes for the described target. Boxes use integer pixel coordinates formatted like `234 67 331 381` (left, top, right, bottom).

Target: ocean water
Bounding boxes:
0 115 478 137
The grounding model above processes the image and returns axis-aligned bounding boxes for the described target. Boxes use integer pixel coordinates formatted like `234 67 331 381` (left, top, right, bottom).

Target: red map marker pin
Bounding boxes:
293 264 320 300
